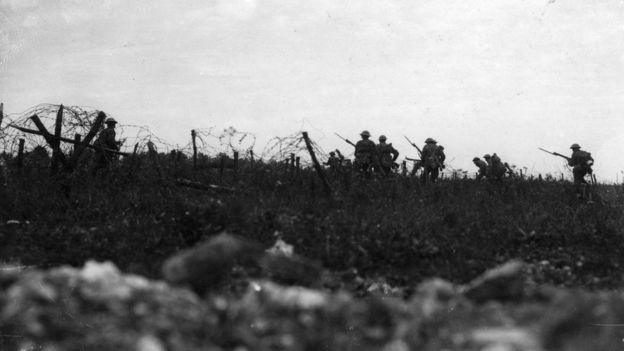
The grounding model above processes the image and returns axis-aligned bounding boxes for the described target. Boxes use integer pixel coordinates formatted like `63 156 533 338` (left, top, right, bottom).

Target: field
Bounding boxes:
1 151 624 350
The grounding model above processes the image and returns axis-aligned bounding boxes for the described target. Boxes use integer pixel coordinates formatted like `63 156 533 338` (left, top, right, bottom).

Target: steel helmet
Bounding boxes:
483 154 491 159
473 157 480 162
378 135 387 141
425 138 436 144
360 130 371 137
105 117 117 124
570 143 580 149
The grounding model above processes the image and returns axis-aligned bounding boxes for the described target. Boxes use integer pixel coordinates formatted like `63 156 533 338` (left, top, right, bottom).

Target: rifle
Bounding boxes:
538 147 570 161
405 157 421 162
334 133 356 147
403 136 422 157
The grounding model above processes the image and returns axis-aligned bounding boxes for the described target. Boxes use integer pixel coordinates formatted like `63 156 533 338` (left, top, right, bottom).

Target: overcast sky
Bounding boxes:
1 0 623 180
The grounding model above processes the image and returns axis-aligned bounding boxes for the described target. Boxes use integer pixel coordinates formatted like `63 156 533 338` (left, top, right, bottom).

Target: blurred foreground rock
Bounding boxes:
1 260 624 350
163 233 323 292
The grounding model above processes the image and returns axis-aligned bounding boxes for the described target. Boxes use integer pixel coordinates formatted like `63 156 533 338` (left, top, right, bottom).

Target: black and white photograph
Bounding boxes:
1 1 624 350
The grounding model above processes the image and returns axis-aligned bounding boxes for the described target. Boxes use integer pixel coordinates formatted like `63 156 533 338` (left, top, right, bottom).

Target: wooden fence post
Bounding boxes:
50 105 63 171
68 111 105 168
72 134 81 155
17 138 25 168
249 149 254 165
0 102 3 128
30 114 69 169
191 130 198 170
301 131 332 196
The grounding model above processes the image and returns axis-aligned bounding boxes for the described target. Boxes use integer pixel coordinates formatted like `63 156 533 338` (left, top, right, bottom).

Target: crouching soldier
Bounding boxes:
473 157 488 180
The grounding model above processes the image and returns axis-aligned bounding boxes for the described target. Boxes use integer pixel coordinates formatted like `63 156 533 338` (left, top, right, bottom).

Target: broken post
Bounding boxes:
191 130 198 170
301 131 332 196
249 149 254 165
30 114 69 169
17 138 25 168
68 111 106 168
73 134 81 155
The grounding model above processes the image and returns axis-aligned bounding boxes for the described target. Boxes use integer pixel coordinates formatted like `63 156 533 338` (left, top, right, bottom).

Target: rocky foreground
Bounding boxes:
1 235 624 351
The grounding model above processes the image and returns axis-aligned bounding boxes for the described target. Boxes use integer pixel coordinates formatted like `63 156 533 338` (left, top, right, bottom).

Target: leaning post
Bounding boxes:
301 131 332 196
51 105 64 171
191 129 198 170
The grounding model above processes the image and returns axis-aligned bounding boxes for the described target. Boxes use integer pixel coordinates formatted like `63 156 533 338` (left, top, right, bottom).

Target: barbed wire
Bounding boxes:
1 104 337 167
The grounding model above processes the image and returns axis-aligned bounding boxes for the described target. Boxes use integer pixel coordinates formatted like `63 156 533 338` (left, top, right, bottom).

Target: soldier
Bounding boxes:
420 138 444 183
489 153 507 180
473 157 488 180
568 143 594 197
93 117 121 172
324 151 343 170
354 130 377 173
376 135 399 176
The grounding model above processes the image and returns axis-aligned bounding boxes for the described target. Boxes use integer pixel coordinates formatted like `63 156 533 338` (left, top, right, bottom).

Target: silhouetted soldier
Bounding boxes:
489 153 507 180
354 130 377 173
483 154 492 177
93 117 120 173
473 157 488 180
324 151 343 171
568 143 594 197
420 138 443 183
376 135 399 176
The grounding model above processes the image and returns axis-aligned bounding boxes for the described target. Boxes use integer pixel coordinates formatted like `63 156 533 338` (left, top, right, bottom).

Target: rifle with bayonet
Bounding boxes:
403 136 422 157
538 147 570 161
335 133 356 147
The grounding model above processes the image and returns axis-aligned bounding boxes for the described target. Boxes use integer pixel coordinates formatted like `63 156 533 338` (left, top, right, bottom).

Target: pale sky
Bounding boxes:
1 0 624 180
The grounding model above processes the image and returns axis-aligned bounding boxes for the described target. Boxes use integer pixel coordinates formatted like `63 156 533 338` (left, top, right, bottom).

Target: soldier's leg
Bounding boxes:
431 168 439 182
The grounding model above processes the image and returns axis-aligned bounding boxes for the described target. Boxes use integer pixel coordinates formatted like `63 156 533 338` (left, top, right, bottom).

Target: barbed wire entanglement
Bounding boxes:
2 104 335 168
1 104 174 155
191 127 256 158
261 132 328 165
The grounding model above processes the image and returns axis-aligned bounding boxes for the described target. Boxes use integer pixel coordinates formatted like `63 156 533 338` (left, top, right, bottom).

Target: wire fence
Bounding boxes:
0 104 330 166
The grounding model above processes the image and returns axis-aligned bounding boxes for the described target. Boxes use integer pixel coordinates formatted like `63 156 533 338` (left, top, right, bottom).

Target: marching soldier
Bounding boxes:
473 157 488 180
354 130 377 173
93 117 121 172
568 143 594 197
420 138 444 183
376 135 399 176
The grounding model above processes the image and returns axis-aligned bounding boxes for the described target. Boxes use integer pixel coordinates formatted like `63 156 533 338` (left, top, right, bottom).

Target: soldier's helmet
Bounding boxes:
483 154 491 159
360 130 371 137
105 117 118 125
425 138 436 144
438 146 444 150
570 143 581 149
329 151 336 156
378 135 387 141
473 157 480 162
